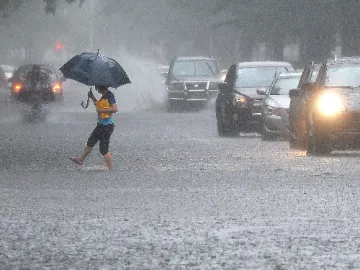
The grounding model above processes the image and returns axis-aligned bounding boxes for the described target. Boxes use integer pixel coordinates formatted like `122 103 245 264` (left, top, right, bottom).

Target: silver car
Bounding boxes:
257 71 302 140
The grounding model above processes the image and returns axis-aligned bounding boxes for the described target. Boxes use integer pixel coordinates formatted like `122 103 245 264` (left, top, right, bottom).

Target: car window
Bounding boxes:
325 65 360 88
276 66 293 75
235 67 279 88
270 76 301 95
14 65 57 82
172 60 217 76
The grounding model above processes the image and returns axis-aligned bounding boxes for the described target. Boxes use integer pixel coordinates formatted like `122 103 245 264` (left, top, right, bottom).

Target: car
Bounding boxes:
0 64 15 80
157 64 169 84
257 71 302 140
0 65 7 89
288 62 320 149
219 69 228 82
157 65 169 78
215 61 294 136
9 64 64 103
291 57 360 155
165 56 220 110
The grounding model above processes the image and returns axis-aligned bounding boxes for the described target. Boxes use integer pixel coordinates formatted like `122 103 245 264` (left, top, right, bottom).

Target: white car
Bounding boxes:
257 71 302 140
1 65 15 80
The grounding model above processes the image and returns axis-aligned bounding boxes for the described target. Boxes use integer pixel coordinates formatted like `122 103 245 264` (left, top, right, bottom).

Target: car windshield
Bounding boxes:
16 65 57 81
172 60 217 76
325 65 360 88
235 67 288 88
270 76 301 95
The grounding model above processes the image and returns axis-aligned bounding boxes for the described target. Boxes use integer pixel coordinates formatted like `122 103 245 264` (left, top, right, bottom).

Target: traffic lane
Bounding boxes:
1 109 360 268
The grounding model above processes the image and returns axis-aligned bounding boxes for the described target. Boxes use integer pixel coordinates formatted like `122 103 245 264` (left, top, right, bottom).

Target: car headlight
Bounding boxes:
317 92 345 115
167 82 185 91
233 94 247 106
266 105 281 116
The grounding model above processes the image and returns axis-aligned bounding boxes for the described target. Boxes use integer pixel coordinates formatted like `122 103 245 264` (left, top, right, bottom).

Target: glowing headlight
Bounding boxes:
317 92 345 115
233 94 247 106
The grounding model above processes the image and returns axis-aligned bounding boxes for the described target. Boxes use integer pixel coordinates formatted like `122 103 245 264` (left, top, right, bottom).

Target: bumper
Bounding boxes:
11 90 59 103
263 114 289 136
168 89 218 102
315 112 360 148
232 104 263 124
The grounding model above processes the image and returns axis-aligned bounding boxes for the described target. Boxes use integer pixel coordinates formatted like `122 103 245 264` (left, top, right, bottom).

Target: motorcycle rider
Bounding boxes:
25 65 50 90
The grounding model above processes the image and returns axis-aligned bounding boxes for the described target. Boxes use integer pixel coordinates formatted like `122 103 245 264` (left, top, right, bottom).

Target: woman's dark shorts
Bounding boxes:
87 124 114 155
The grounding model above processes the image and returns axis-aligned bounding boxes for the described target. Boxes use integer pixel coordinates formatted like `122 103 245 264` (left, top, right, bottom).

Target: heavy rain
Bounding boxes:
1 0 360 268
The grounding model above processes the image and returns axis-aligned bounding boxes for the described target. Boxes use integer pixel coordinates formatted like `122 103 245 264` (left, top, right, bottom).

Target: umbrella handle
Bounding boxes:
81 87 92 109
81 97 90 109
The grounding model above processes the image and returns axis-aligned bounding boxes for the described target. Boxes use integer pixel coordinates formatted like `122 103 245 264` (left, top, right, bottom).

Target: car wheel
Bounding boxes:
289 120 307 149
260 122 275 141
306 114 331 155
167 100 175 112
216 98 238 137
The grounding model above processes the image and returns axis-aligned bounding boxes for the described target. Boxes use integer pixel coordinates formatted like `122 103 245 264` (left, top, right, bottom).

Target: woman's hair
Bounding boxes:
95 85 108 92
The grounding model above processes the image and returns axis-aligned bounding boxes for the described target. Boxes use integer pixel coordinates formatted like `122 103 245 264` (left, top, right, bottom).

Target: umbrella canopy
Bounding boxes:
60 52 131 88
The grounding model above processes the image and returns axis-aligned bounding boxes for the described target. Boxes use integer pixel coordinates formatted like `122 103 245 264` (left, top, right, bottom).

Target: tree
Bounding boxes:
44 0 85 14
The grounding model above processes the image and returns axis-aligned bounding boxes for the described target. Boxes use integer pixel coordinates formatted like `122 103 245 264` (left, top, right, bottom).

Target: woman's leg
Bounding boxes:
73 125 100 164
99 124 115 170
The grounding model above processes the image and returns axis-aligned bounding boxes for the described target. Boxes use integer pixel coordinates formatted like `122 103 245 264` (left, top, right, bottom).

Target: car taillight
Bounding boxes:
13 83 23 93
52 82 61 93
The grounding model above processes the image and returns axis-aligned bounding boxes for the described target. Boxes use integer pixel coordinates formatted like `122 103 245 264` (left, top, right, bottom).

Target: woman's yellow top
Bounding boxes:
96 99 111 120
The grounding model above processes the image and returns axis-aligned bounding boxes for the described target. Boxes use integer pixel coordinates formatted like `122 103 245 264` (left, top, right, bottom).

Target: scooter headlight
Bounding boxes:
317 92 345 115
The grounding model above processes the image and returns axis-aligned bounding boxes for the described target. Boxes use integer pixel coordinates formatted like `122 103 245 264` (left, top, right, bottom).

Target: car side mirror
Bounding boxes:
218 82 229 93
289 88 300 98
256 88 267 95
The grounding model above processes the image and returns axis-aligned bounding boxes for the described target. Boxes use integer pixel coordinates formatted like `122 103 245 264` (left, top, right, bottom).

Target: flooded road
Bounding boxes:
1 85 360 269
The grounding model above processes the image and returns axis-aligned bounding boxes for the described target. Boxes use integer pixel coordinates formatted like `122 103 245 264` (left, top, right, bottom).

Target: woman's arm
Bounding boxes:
97 103 118 113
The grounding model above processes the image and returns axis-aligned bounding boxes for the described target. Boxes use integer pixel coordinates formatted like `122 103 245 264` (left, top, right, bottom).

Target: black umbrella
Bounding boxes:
60 50 131 108
60 51 131 88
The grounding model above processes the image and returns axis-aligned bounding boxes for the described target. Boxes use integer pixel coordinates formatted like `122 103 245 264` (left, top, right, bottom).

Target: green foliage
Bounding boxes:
44 0 85 15
0 0 23 18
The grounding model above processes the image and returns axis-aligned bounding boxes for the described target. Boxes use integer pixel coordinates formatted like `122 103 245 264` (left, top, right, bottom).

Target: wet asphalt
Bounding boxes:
1 85 360 269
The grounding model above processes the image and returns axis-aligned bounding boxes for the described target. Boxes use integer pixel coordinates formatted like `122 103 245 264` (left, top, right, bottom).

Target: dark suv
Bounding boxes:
290 57 360 155
216 61 294 136
165 56 220 110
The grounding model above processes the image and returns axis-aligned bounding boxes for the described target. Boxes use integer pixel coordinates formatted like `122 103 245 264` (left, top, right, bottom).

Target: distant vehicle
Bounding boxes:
215 61 294 136
157 65 169 79
288 62 320 149
0 64 15 80
219 69 228 82
290 57 360 155
165 56 220 110
258 71 302 140
9 64 64 105
0 65 7 89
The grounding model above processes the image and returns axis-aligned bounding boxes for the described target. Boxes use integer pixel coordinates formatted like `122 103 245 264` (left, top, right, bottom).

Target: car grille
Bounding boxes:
252 99 263 107
187 92 207 99
185 82 208 90
343 113 360 132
